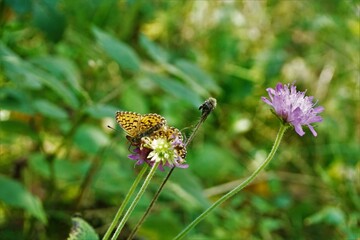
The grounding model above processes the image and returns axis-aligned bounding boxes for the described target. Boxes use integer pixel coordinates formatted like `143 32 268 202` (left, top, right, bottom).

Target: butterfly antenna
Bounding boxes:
107 125 121 132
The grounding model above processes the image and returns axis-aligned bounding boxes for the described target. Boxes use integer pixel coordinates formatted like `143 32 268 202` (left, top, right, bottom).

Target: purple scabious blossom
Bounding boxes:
128 126 188 171
262 83 324 137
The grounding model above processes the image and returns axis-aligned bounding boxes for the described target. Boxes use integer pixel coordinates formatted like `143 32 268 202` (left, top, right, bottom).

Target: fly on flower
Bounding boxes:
115 111 167 145
128 125 188 171
262 83 324 137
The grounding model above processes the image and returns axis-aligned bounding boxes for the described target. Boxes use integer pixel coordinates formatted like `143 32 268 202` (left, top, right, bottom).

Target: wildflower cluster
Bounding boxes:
128 126 188 171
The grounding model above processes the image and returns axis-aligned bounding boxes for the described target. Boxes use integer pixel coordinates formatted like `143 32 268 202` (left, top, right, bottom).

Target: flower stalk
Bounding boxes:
102 165 148 240
173 124 289 240
110 162 160 240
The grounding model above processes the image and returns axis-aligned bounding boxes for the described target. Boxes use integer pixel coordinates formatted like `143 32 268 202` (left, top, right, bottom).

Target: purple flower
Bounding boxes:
128 126 188 171
128 147 152 166
262 83 324 137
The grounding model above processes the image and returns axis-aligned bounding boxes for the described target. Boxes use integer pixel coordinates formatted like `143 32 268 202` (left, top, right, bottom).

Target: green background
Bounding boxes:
0 0 359 239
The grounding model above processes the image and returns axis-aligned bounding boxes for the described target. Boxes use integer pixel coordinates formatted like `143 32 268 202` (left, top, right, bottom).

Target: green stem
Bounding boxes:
111 162 160 240
126 102 214 240
102 165 148 240
126 167 175 240
173 124 289 240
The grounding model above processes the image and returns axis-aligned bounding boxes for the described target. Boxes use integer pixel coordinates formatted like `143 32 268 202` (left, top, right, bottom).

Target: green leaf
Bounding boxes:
0 88 35 114
38 72 80 109
139 34 170 63
175 59 220 94
223 76 254 100
33 99 68 119
0 175 47 224
306 207 345 225
0 120 37 140
251 196 275 213
190 143 241 184
32 0 66 42
55 159 91 182
4 0 32 14
147 73 202 107
0 44 43 90
85 104 119 119
0 44 80 109
29 154 91 182
260 217 284 232
121 84 148 113
93 27 140 71
160 62 209 97
67 217 99 240
30 56 82 92
93 161 133 196
28 154 51 179
168 170 210 209
139 36 219 97
73 125 110 154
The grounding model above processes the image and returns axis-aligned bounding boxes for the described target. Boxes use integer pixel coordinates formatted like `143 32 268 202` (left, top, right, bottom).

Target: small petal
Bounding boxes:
261 97 273 106
294 124 305 136
307 125 317 137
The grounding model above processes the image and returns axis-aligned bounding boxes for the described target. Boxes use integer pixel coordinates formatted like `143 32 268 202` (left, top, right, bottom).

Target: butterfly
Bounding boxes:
115 111 167 144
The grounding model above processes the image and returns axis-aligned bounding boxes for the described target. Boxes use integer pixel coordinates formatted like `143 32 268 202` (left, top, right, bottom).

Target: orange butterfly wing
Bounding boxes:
115 111 167 141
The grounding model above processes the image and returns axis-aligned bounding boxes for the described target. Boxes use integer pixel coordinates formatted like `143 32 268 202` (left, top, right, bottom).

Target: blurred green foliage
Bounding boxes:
0 0 359 239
